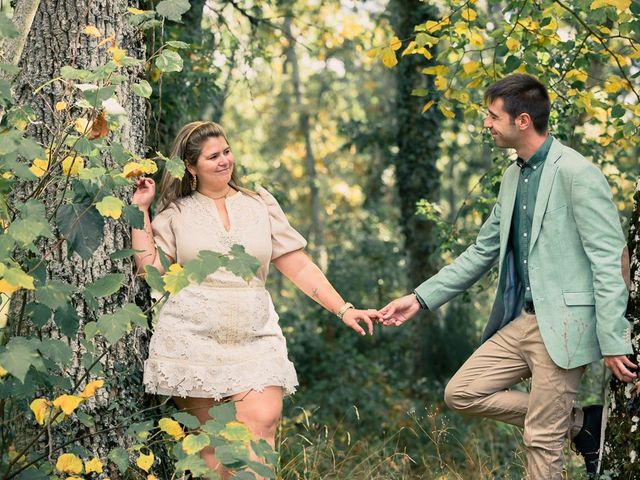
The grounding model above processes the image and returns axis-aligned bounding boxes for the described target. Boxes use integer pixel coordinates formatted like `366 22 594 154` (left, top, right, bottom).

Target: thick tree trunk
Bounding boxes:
7 1 155 477
388 0 446 378
602 176 640 478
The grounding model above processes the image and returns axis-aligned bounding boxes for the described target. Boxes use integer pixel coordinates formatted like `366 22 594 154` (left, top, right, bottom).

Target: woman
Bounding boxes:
131 121 378 478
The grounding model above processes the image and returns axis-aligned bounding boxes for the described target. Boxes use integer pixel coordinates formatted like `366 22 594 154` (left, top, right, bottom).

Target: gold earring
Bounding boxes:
190 173 197 192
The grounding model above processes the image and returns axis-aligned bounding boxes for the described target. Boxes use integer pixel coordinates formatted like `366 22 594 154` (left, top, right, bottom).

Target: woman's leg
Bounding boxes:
229 386 283 479
172 396 228 479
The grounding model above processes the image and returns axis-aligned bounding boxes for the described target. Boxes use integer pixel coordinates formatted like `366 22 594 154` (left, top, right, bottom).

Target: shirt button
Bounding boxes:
533 166 537 170
523 205 527 210
524 260 527 264
524 233 528 237
526 287 531 290
524 179 529 183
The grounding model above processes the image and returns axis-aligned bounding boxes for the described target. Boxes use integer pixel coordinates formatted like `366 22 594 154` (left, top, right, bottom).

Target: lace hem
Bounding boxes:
143 356 298 399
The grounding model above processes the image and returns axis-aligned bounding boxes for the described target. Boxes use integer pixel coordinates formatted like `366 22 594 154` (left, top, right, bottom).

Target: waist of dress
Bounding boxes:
187 281 266 290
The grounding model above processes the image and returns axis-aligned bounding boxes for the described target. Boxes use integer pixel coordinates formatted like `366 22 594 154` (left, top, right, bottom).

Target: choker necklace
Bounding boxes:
207 186 232 200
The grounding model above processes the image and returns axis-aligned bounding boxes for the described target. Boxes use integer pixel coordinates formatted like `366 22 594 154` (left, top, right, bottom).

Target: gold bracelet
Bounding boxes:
337 302 354 319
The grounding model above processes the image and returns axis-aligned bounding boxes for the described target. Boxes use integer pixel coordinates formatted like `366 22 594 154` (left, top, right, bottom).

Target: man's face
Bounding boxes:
483 98 520 149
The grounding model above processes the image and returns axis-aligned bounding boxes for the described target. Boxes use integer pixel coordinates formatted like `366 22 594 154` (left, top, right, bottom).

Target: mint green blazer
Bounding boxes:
415 138 633 369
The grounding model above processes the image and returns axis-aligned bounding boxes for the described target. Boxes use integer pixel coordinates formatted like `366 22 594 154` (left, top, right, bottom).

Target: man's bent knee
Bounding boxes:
444 380 477 412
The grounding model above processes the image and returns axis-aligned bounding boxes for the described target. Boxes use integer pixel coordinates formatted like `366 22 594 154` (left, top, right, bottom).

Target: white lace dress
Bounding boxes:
142 187 306 399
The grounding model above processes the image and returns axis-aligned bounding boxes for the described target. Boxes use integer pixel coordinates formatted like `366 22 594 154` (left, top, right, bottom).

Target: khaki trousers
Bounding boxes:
444 311 585 479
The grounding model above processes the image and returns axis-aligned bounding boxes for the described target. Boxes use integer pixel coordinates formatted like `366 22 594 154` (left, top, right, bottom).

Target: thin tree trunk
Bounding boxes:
602 176 640 479
283 17 326 270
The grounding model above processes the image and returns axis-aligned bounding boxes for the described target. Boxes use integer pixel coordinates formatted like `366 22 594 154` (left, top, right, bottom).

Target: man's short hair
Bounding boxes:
484 74 551 134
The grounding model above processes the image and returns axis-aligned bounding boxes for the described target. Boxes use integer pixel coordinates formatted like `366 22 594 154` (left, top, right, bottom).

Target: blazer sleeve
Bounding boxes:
151 203 178 262
415 195 502 310
257 188 308 260
571 163 633 356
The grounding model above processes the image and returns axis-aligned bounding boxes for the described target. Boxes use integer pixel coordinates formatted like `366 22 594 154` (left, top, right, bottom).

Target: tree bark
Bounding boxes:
7 1 155 477
602 176 640 478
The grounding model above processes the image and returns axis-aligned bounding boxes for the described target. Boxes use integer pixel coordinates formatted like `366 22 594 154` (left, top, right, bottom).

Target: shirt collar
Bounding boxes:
516 135 553 170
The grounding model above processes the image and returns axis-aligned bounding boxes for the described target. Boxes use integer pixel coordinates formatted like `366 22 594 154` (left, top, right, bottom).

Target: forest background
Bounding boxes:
0 0 638 479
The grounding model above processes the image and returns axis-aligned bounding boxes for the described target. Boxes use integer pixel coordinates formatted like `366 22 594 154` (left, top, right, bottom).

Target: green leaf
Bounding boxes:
35 280 75 310
182 433 210 455
164 154 186 179
82 85 117 106
85 273 126 298
56 202 105 260
611 104 625 118
246 461 275 479
110 142 130 165
25 303 52 328
7 200 53 247
0 337 44 383
503 55 521 74
54 303 80 337
214 443 249 467
173 411 201 429
38 338 72 364
110 248 140 260
144 265 165 292
225 245 261 282
231 472 257 480
0 63 20 75
251 439 278 464
165 40 190 49
155 49 183 73
108 447 130 474
220 422 253 443
156 0 191 22
14 467 48 480
0 12 18 39
209 402 237 424
184 251 228 283
76 410 95 427
411 88 428 97
84 322 99 339
96 303 146 344
123 204 145 229
132 80 152 98
60 65 92 80
175 455 211 476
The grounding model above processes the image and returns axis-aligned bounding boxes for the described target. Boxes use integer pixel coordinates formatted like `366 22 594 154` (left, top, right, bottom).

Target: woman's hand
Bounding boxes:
341 308 379 336
132 177 155 210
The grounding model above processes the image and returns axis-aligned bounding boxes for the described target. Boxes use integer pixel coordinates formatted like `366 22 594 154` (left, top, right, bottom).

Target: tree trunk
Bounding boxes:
7 1 155 478
388 0 446 379
602 176 640 478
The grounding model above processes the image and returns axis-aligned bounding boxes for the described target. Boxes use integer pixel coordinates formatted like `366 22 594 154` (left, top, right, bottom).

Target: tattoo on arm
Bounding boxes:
312 287 320 300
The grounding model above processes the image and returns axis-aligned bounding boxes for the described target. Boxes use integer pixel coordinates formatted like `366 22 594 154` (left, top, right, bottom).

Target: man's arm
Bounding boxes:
572 163 636 381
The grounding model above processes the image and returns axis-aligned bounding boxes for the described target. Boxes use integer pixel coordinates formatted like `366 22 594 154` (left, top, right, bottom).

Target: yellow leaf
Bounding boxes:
461 8 477 21
108 46 126 66
469 31 484 47
52 395 83 415
389 36 402 51
122 159 158 178
591 0 630 11
74 117 91 134
422 65 449 76
434 75 447 91
65 477 83 480
565 69 588 82
380 47 398 68
439 105 456 119
163 263 187 295
366 48 379 58
462 60 481 74
0 280 19 295
0 364 8 377
401 41 417 57
80 379 104 398
147 476 158 480
158 418 185 440
604 76 626 93
84 458 103 474
56 453 83 474
95 196 124 220
97 35 115 47
421 100 435 113
219 421 253 443
29 158 49 178
30 398 52 426
182 433 211 454
83 25 102 37
61 156 85 176
127 7 147 14
506 38 520 52
421 20 444 34
55 101 68 111
136 452 154 472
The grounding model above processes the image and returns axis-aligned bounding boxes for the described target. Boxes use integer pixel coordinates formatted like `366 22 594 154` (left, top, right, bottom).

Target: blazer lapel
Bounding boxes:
499 164 519 259
529 139 562 252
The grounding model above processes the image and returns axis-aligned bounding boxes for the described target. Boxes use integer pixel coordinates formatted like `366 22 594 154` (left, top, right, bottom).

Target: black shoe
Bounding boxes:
572 405 603 478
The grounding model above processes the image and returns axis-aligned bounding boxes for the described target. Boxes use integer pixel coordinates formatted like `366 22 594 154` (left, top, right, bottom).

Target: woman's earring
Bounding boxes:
190 173 197 192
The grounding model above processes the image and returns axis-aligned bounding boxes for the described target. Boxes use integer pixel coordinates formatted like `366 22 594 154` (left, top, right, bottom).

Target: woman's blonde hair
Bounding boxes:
157 121 247 211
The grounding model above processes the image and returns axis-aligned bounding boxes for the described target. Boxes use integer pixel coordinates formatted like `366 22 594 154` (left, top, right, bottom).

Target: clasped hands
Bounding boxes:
344 293 421 336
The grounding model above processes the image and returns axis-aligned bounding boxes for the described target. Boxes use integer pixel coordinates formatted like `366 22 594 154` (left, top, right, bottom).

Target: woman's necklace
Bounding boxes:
207 186 232 200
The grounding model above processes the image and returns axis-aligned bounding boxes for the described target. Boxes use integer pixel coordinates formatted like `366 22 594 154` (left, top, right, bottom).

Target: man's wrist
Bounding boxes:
412 291 428 310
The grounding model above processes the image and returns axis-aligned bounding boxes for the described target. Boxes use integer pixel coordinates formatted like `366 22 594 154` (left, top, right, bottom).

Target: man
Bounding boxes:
380 74 636 479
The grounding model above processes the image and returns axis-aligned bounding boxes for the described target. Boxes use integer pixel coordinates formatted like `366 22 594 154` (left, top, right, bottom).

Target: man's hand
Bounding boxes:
378 293 421 327
604 355 638 383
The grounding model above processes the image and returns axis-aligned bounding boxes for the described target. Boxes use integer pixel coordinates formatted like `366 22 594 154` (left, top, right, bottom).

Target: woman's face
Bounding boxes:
189 136 234 190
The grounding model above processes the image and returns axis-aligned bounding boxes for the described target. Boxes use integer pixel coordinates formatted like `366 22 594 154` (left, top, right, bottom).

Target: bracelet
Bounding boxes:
336 302 355 320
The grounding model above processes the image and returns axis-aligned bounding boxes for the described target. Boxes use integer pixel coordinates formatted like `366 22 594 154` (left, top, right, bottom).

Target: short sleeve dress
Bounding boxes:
142 187 306 399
